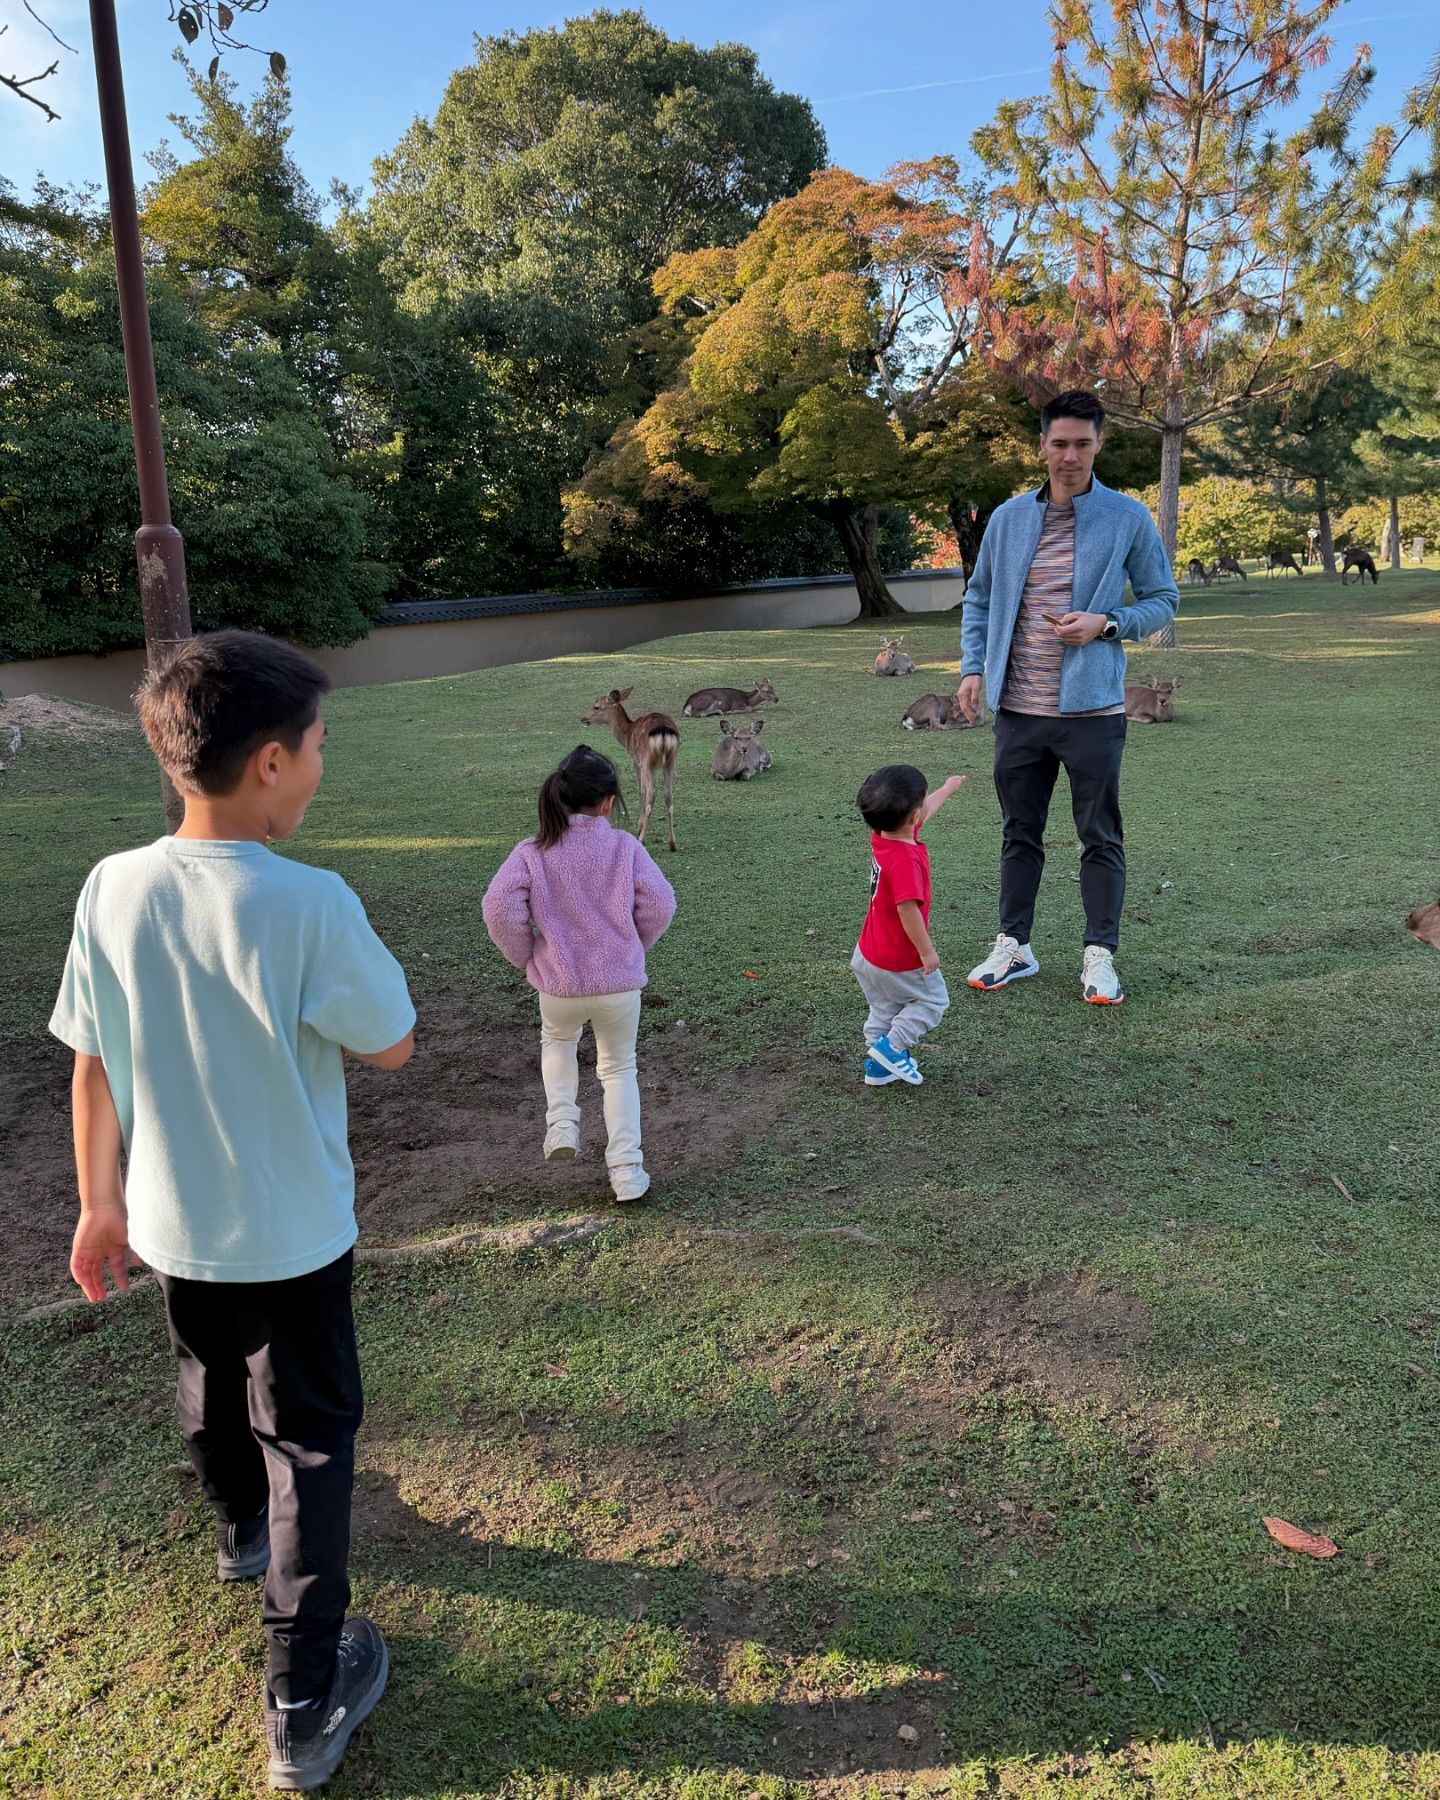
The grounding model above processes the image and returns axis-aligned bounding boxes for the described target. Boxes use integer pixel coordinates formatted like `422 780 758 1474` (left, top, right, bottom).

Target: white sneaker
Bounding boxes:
1081 945 1125 1005
543 1124 579 1161
967 934 1040 991
610 1165 651 1204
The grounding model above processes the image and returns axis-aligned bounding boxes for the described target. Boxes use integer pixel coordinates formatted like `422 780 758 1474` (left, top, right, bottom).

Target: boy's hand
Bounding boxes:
938 776 967 797
70 1201 135 1303
920 950 942 974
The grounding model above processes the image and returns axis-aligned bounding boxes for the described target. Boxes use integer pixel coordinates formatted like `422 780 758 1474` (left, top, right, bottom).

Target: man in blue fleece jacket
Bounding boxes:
958 390 1178 1006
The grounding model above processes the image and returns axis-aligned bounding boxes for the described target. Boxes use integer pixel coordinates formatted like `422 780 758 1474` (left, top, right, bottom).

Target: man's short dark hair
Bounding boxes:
857 763 928 832
136 629 331 796
1041 390 1106 437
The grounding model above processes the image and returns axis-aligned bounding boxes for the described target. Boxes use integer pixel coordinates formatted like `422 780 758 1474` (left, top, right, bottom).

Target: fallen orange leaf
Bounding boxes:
1262 1515 1339 1558
742 970 758 979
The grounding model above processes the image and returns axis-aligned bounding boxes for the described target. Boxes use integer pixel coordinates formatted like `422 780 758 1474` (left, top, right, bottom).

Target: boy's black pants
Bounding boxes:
157 1250 362 1706
993 708 1127 950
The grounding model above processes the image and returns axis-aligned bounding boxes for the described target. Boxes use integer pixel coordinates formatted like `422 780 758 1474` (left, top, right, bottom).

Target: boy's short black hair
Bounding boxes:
1040 389 1106 436
136 629 331 796
857 763 927 832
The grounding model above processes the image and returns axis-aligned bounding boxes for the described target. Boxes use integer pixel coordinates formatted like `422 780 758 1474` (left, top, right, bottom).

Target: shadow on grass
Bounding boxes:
351 1472 1440 1790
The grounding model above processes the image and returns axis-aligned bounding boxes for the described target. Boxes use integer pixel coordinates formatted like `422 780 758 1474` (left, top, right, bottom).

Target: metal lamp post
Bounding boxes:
88 0 192 824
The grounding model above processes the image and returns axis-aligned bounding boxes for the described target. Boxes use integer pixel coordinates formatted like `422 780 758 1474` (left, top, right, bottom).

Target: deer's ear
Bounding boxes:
615 686 633 701
752 719 764 734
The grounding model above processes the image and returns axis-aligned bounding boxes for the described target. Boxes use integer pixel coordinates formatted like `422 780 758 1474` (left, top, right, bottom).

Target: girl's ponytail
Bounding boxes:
535 745 621 849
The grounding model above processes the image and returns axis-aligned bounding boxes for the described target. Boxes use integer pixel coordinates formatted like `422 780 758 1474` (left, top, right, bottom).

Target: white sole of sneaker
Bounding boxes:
544 1143 578 1161
967 961 1040 991
864 1070 900 1086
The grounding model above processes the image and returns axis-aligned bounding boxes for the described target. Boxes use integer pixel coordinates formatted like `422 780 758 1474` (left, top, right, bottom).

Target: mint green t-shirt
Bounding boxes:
49 837 415 1283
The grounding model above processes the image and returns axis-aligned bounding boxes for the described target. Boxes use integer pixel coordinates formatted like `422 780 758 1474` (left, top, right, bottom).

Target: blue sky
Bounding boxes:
2 1 1436 205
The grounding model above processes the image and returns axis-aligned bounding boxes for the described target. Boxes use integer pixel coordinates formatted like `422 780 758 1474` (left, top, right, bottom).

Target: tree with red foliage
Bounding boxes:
974 0 1440 636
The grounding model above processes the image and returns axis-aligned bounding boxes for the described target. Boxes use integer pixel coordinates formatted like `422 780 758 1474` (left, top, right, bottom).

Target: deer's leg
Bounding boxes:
663 753 677 852
635 760 655 844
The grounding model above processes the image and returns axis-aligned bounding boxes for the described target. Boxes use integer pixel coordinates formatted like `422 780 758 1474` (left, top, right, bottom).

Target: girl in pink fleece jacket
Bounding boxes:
481 746 676 1203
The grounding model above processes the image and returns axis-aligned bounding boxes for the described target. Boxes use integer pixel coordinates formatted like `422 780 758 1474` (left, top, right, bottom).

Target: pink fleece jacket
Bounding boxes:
481 813 677 998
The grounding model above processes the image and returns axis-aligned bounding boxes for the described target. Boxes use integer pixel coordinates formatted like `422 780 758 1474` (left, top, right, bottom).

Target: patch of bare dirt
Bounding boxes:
1 1036 80 1313
1 694 138 748
346 989 816 1243
4 991 823 1317
926 1271 1153 1412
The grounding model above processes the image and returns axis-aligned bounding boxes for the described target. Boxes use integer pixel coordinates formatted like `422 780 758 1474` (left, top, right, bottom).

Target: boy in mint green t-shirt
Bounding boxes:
50 630 414 1793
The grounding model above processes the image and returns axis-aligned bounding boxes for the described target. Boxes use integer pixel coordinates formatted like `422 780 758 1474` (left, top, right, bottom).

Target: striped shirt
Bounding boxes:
1001 500 1124 717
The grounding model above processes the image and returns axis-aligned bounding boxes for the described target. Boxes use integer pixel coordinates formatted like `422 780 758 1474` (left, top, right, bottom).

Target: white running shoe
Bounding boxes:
543 1124 579 1161
1081 945 1125 1005
611 1165 651 1204
967 934 1040 991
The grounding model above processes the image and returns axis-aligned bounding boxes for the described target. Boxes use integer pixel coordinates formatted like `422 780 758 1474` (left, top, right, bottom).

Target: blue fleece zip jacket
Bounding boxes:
960 477 1179 714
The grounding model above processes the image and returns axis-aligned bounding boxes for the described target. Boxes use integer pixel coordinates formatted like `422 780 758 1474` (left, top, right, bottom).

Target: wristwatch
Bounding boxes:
1099 616 1120 641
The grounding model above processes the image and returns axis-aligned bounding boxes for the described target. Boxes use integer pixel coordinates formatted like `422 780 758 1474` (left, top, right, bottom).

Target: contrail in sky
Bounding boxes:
817 67 1049 105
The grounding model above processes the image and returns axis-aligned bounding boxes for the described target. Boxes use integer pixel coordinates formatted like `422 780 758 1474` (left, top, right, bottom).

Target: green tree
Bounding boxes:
1154 476 1304 566
1204 370 1389 575
367 9 827 587
0 187 388 657
974 0 1440 600
568 164 1037 613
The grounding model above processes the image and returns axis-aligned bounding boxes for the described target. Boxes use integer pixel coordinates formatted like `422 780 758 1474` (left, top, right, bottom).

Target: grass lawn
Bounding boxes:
2 571 1438 1799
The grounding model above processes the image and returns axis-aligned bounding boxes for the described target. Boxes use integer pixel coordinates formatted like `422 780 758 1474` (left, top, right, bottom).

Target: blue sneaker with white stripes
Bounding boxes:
868 1034 923 1085
863 1055 900 1086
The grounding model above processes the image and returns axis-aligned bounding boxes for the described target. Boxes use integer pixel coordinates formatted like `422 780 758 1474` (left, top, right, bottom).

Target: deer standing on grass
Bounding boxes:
874 636 916 676
580 687 679 851
1212 555 1246 580
1341 546 1379 586
1184 558 1211 586
1265 550 1302 578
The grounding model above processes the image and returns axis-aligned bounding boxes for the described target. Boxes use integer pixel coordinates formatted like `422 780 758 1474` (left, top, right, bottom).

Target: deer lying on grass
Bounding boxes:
682 678 779 718
1123 676 1181 722
1407 899 1440 949
901 688 980 730
711 717 773 780
874 636 916 676
1341 546 1379 586
1266 550 1302 578
580 686 679 850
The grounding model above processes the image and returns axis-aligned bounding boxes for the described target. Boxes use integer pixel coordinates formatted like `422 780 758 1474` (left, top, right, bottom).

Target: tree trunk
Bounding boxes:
946 494 984 576
830 501 902 617
1383 496 1402 569
1150 411 1183 648
1315 474 1337 578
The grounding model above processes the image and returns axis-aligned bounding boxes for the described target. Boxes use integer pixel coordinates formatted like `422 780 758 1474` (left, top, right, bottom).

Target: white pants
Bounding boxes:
537 990 644 1171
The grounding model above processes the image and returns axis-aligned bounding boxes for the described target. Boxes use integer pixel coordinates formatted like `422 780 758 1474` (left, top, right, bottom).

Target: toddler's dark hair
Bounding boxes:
1040 388 1106 436
136 629 330 795
537 745 621 848
857 763 927 832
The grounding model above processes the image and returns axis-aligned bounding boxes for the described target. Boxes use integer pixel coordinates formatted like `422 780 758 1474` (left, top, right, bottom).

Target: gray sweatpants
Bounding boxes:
851 947 950 1052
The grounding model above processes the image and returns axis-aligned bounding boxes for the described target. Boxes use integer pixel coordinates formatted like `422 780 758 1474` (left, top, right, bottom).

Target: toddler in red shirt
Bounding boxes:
852 763 966 1086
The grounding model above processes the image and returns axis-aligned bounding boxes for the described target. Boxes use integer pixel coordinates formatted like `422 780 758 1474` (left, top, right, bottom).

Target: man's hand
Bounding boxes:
957 675 983 724
1051 611 1108 646
70 1200 134 1303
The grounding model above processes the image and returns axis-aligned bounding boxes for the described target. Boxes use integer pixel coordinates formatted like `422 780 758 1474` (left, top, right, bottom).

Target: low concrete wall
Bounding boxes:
0 568 963 709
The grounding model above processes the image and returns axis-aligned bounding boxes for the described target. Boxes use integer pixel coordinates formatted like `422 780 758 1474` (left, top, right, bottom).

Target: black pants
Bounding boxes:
994 708 1127 950
157 1251 362 1705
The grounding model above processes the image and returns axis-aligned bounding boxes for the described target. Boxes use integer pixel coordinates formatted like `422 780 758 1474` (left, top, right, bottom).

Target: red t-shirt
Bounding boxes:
858 827 931 972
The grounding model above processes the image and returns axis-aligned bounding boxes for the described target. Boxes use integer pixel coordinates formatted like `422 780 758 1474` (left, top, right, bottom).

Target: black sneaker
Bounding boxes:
217 1507 270 1582
266 1616 389 1792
